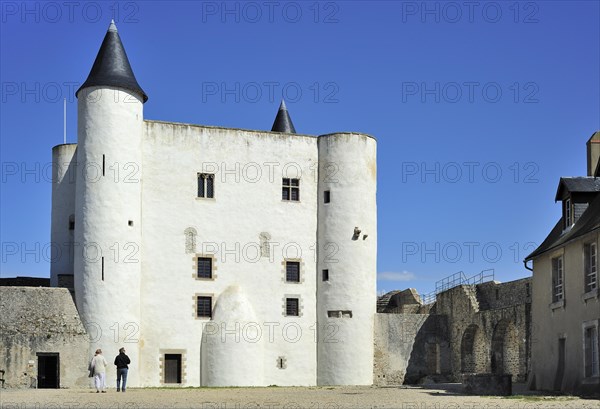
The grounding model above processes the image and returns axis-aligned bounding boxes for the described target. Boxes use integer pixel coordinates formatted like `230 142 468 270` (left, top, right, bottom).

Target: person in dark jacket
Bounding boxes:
114 347 131 392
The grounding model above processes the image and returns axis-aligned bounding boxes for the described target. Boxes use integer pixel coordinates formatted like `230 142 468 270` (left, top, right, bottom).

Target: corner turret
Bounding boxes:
271 100 296 133
76 20 148 102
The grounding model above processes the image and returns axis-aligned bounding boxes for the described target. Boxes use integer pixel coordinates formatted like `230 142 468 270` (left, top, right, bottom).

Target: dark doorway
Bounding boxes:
37 353 59 388
554 338 566 391
164 354 182 384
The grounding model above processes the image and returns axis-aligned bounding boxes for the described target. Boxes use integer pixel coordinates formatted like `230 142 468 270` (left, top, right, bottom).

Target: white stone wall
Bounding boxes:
317 133 377 385
69 86 377 387
50 144 77 287
74 86 143 387
140 120 320 386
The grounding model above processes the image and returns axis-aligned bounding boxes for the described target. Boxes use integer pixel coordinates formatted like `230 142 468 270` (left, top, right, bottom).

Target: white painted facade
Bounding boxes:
50 25 377 388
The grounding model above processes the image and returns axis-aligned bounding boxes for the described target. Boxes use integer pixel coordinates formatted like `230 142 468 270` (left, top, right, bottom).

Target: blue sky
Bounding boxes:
1 1 599 296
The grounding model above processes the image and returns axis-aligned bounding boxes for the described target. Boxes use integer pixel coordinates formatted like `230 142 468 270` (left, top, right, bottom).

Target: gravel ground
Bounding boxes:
1 384 599 409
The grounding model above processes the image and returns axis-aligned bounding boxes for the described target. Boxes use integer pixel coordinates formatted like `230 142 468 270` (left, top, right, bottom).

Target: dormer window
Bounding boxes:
564 197 573 229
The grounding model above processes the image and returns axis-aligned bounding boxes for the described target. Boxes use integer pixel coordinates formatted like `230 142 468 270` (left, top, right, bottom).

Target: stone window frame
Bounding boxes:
282 294 303 317
192 254 217 281
581 319 600 380
282 258 304 284
550 249 565 309
282 178 300 202
159 349 187 386
583 239 598 296
197 173 215 200
193 293 214 320
276 356 287 369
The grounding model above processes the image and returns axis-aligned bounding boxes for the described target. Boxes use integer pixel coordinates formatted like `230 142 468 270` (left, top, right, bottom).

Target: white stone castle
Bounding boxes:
50 21 377 387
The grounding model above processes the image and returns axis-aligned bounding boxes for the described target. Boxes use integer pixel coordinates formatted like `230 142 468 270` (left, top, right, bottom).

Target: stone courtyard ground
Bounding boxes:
1 384 599 409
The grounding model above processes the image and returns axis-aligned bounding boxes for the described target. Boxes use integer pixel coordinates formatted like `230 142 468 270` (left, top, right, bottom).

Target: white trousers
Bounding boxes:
94 372 106 391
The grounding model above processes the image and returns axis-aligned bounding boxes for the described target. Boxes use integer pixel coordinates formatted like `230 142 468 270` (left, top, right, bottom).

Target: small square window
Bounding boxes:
324 190 330 203
322 269 329 282
197 257 212 279
286 261 300 283
286 298 299 316
197 296 212 318
128 220 134 227
198 173 215 198
282 178 300 201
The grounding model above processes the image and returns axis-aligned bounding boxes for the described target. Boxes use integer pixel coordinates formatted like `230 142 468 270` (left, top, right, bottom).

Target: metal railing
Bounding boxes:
419 269 495 305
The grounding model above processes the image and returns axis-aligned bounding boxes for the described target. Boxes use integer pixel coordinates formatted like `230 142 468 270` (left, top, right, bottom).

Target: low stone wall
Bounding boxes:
374 313 449 385
463 373 512 396
0 287 89 388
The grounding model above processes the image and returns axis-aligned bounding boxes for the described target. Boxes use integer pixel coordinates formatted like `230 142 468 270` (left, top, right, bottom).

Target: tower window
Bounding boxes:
128 220 134 227
282 178 299 201
196 296 212 318
68 215 75 231
197 257 212 279
324 190 330 203
286 261 300 282
322 269 329 282
285 298 299 316
198 173 215 198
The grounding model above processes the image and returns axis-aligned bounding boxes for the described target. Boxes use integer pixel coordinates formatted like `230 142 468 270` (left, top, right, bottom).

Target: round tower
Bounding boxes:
50 143 77 287
74 20 147 387
316 133 377 385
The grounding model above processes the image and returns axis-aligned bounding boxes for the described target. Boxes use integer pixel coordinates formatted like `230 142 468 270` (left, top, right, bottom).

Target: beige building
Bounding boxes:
525 131 600 395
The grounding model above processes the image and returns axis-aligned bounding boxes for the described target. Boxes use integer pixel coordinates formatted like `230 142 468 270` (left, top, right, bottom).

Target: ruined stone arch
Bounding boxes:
491 319 519 376
184 227 197 254
461 324 487 373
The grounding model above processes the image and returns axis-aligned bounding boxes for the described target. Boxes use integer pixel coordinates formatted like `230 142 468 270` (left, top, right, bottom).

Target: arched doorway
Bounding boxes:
491 319 519 376
461 324 486 373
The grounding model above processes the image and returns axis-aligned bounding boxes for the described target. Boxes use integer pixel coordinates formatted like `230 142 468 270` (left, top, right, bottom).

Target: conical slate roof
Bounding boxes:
271 100 296 133
76 20 148 102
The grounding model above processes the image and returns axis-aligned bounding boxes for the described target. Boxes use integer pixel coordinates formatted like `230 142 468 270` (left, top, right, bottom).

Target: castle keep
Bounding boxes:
49 21 377 387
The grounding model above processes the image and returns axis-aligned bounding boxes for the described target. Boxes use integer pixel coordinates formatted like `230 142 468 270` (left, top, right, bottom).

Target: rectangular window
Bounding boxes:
584 326 599 377
584 242 597 293
324 190 331 203
286 261 300 282
197 257 212 279
198 173 215 198
197 296 212 318
564 198 572 228
282 178 300 201
286 298 299 316
322 269 329 282
552 256 564 303
327 310 353 318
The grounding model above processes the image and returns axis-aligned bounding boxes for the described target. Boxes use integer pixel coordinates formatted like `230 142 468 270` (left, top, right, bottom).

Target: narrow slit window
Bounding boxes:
102 154 105 177
101 257 104 281
324 190 330 203
322 269 329 282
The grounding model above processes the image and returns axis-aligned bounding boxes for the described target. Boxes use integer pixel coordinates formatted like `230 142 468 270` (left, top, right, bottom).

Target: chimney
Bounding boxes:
587 131 600 177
